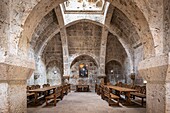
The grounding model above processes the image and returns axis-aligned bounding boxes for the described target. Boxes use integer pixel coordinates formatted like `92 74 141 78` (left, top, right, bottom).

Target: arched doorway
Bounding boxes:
105 60 124 84
70 55 98 87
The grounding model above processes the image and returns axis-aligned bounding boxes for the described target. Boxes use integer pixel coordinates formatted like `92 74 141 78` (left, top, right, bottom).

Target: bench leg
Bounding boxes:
54 99 56 106
117 99 119 106
142 98 144 106
108 98 111 106
60 92 64 100
46 99 48 106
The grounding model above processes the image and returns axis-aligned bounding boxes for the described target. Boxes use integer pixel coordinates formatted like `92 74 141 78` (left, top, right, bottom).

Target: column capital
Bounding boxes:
138 54 169 82
0 56 34 81
97 74 106 78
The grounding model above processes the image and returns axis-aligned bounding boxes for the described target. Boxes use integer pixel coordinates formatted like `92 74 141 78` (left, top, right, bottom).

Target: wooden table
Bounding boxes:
76 85 89 92
28 86 56 105
104 85 137 105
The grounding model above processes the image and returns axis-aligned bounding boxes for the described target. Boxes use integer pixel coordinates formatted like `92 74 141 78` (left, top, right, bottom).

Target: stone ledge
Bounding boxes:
0 63 34 81
3 54 35 69
138 54 170 82
139 54 168 70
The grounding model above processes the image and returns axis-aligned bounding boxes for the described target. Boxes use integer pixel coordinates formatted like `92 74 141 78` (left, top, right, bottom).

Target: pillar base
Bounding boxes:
0 80 27 113
146 82 166 113
138 54 170 113
0 61 34 113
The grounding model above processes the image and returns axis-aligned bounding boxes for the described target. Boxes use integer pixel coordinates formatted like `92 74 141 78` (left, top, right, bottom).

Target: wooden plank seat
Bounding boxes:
130 86 146 106
27 93 35 102
45 87 62 106
100 85 104 99
103 86 119 106
27 93 35 97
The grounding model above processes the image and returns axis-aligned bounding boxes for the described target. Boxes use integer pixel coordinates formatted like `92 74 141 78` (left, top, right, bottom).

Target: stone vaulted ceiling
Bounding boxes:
30 9 60 54
30 4 141 69
110 7 140 47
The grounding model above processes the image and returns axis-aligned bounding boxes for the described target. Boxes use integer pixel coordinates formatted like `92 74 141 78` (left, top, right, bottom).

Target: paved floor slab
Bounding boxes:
27 92 146 113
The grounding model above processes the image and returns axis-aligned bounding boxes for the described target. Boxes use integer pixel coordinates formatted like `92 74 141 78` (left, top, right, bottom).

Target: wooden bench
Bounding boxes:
100 85 105 99
27 92 35 102
62 84 69 95
95 84 101 95
103 86 119 106
67 84 71 92
131 86 146 106
27 93 35 97
45 87 62 106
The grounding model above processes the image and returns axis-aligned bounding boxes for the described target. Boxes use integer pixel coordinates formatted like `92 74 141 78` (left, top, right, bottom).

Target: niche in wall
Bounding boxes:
70 55 98 85
46 61 62 86
105 60 125 85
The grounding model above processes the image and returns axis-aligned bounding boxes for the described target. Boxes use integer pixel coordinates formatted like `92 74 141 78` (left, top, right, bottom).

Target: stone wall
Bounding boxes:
122 57 131 84
42 33 63 65
105 60 124 84
46 62 62 86
134 43 144 84
27 33 63 86
67 22 102 56
163 0 170 53
0 0 168 113
27 73 34 85
34 58 47 86
70 56 98 85
106 33 127 64
0 0 9 59
105 33 131 84
110 8 140 49
27 57 47 86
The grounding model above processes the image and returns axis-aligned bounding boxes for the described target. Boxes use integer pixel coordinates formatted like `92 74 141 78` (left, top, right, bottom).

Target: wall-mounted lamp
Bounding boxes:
143 80 147 84
110 70 113 73
53 71 57 74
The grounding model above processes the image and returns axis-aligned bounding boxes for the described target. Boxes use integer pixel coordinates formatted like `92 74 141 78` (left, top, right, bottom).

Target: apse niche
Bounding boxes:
46 61 62 86
70 55 98 85
105 60 125 85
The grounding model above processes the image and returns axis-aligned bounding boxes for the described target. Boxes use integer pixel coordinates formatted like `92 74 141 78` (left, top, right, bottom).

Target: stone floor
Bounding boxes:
27 92 146 113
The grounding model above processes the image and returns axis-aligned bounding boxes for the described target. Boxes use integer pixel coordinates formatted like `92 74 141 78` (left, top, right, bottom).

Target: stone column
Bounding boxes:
60 28 70 78
138 54 169 113
99 27 108 78
0 60 34 113
55 7 70 79
98 5 114 80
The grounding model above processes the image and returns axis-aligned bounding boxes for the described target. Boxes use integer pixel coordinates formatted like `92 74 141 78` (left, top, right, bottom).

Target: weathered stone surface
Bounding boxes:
0 63 33 113
146 83 166 113
0 0 169 113
106 60 125 84
163 0 170 53
0 83 8 113
66 22 102 56
69 55 98 86
138 54 170 113
138 55 168 82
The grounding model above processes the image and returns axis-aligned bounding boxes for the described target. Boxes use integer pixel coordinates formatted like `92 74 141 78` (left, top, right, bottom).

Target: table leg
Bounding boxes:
115 90 120 97
76 86 78 92
34 92 38 105
125 92 131 105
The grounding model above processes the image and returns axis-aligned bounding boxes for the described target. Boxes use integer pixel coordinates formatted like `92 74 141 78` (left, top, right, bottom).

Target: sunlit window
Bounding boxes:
63 0 106 13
